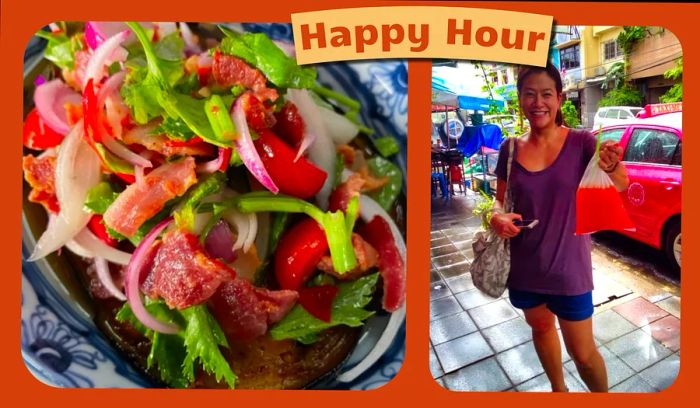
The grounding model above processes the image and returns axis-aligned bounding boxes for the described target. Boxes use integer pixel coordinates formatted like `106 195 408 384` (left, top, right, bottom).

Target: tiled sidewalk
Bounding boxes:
429 193 681 392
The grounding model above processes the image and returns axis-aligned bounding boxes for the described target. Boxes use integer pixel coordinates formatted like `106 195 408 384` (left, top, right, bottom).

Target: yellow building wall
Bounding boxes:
581 26 623 79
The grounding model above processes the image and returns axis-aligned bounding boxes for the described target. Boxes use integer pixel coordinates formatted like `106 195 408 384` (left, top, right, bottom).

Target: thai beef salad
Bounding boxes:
22 21 406 389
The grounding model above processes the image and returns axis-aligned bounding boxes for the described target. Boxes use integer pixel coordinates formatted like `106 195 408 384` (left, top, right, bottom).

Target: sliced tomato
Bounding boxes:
88 214 118 246
23 108 65 150
240 92 270 132
298 285 339 322
274 218 328 291
254 129 327 199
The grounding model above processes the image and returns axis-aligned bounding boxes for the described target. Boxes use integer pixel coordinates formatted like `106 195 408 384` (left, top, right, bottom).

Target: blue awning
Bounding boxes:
458 95 505 111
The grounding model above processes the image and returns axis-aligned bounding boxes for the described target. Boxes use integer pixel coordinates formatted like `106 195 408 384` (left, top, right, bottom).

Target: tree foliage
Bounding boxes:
561 100 581 128
660 57 683 103
599 85 644 107
617 26 649 55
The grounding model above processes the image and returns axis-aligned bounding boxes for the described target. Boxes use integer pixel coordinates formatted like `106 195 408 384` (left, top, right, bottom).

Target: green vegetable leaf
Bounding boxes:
367 156 402 211
219 29 317 89
116 300 236 389
371 136 400 158
36 30 80 70
270 273 379 344
84 182 121 214
94 143 135 175
154 117 196 140
174 172 226 231
180 305 236 388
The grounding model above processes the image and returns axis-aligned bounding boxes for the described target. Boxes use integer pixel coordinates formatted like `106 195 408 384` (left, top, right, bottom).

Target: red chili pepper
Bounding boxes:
22 108 65 149
254 129 327 199
115 172 136 184
88 214 118 247
274 218 328 291
298 285 339 322
219 148 233 172
197 65 212 87
273 102 305 148
163 136 205 147
82 78 101 148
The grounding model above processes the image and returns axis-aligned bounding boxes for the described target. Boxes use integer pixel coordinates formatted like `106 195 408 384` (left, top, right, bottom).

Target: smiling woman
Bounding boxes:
21 21 406 390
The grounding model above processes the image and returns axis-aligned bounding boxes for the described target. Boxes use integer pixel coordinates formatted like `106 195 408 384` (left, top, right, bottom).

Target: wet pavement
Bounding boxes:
429 191 681 392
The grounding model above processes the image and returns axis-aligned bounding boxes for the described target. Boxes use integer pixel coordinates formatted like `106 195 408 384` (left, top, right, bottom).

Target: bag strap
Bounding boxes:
504 137 515 212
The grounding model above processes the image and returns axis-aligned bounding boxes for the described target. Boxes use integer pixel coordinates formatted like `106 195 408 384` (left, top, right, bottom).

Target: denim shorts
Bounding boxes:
508 289 594 321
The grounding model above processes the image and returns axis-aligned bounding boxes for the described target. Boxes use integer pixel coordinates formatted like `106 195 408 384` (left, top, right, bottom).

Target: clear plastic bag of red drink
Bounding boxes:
576 137 635 235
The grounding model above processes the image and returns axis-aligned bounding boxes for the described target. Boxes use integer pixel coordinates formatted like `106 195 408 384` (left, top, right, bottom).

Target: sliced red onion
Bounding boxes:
221 189 258 253
196 147 226 174
286 90 335 209
179 22 202 55
34 79 82 135
97 70 126 108
319 105 359 145
102 132 152 168
48 23 60 32
65 237 95 259
29 122 101 260
94 257 127 301
82 30 130 91
285 89 318 162
134 165 145 184
231 97 279 193
197 52 213 69
359 195 406 261
204 220 237 263
85 22 131 49
72 227 132 265
124 217 180 334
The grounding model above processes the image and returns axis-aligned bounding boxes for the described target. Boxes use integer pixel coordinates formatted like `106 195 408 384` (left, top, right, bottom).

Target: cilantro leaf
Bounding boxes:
154 117 196 140
84 182 121 214
219 28 317 89
180 305 236 388
35 30 81 70
116 300 236 389
269 273 379 344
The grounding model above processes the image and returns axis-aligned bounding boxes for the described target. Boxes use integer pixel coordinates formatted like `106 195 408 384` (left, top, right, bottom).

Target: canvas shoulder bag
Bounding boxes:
469 137 515 298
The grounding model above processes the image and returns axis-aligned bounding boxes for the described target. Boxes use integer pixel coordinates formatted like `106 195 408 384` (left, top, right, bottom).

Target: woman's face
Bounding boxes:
518 71 562 131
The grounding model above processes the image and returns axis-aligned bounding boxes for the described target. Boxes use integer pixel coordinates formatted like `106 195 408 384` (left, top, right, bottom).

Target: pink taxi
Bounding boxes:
595 103 682 270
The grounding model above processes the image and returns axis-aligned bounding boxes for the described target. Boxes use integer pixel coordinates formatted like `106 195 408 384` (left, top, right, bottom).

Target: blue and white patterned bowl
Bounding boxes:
21 22 407 390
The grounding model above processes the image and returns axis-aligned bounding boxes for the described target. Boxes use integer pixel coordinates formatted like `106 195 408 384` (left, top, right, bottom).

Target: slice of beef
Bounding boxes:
209 278 298 341
212 53 278 102
23 153 59 213
142 228 235 309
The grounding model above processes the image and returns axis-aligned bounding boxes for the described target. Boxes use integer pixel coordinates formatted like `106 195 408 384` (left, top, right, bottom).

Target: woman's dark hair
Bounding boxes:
516 63 564 126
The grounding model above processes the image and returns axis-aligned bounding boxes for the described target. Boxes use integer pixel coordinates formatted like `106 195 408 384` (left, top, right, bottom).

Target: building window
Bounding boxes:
603 40 623 60
560 44 580 70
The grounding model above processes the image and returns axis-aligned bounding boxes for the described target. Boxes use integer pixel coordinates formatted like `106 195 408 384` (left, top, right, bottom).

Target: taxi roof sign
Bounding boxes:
638 102 682 118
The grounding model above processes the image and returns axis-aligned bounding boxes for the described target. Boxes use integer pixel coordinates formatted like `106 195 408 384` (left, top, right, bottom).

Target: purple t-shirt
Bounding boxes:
495 129 596 296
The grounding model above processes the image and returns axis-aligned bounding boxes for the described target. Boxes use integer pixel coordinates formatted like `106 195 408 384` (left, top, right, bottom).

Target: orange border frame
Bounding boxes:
2 1 696 406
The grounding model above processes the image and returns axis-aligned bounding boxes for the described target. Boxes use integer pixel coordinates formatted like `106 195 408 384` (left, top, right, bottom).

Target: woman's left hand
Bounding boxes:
598 140 623 172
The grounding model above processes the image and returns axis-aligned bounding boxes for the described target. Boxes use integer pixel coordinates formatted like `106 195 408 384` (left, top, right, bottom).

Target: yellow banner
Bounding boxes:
292 6 553 66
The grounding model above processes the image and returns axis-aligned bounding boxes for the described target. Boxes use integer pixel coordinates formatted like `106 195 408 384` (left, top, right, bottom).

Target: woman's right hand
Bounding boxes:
490 212 523 238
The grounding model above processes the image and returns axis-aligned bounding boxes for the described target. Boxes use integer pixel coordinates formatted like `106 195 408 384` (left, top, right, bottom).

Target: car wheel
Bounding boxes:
664 219 681 271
